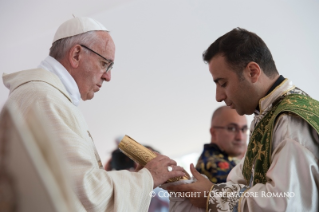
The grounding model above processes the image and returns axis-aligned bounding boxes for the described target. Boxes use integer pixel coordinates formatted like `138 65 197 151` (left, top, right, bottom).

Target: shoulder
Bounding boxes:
10 73 71 105
6 68 71 103
272 113 319 157
6 76 77 120
274 113 307 132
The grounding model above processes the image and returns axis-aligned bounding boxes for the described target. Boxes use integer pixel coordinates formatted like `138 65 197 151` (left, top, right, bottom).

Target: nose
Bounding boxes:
102 70 111 82
216 86 226 102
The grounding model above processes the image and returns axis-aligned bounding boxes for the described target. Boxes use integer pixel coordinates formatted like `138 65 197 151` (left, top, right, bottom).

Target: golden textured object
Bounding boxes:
119 135 190 183
119 135 157 166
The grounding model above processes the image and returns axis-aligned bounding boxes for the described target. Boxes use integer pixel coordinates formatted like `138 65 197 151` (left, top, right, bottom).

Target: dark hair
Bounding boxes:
111 149 135 170
203 28 278 78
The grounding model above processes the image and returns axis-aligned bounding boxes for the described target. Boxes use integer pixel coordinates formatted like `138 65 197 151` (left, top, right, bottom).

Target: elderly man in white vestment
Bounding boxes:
168 28 319 212
2 17 186 211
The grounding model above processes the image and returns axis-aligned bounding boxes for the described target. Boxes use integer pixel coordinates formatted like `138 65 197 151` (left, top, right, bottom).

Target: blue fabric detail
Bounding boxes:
196 143 237 183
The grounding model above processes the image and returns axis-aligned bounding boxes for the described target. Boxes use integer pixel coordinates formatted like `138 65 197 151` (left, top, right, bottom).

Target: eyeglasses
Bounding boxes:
213 125 248 134
80 44 114 73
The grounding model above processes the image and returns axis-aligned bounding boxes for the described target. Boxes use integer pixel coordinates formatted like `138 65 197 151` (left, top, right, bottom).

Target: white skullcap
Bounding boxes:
52 17 109 43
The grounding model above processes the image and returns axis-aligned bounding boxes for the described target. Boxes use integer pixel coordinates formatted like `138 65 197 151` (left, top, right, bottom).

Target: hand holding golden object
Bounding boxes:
119 135 190 183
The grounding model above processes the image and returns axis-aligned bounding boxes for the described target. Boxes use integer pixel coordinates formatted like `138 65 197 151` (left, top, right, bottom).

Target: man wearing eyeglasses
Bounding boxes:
2 17 185 211
196 106 247 184
168 28 319 211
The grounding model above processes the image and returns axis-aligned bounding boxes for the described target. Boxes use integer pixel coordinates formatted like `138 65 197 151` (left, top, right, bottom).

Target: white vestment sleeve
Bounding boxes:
207 114 319 212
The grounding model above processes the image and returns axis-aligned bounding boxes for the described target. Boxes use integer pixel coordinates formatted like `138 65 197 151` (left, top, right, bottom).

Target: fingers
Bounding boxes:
167 166 186 180
159 164 185 179
153 151 160 156
150 154 178 167
190 163 204 180
155 155 177 166
164 159 177 166
145 156 185 188
170 165 184 172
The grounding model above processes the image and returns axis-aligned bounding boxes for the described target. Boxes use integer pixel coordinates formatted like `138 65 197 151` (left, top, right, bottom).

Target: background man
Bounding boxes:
196 106 247 183
104 136 136 171
168 27 319 212
2 17 185 211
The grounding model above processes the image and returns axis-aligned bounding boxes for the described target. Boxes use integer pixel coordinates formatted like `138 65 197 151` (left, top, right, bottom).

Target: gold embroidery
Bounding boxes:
256 143 265 161
87 130 103 169
243 93 319 185
252 140 258 153
206 185 215 212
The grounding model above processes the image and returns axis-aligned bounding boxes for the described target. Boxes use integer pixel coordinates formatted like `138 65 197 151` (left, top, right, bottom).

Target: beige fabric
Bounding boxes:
207 79 319 212
2 68 154 211
0 102 84 212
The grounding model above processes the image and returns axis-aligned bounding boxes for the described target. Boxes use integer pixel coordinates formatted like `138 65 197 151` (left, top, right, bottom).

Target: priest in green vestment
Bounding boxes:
167 28 319 212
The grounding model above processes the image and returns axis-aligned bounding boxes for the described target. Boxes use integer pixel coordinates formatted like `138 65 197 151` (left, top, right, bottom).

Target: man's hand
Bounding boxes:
167 163 214 209
135 163 144 172
144 154 186 188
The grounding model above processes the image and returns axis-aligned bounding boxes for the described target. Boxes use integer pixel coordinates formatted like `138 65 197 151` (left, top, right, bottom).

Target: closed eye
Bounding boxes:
101 61 109 68
214 78 227 88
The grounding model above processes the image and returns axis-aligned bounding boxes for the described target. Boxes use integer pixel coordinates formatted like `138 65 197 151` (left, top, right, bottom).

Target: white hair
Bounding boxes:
49 31 100 60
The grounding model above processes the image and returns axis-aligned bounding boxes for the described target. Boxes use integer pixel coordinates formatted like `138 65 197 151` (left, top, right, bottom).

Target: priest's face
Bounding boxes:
211 107 247 157
76 31 115 101
209 55 257 115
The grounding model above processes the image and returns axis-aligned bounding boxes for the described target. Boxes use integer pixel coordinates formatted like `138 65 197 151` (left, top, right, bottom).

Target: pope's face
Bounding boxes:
209 55 256 115
75 31 115 101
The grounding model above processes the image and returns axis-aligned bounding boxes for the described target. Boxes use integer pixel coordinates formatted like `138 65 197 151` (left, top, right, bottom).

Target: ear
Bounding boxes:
68 45 82 68
210 127 216 138
244 62 261 83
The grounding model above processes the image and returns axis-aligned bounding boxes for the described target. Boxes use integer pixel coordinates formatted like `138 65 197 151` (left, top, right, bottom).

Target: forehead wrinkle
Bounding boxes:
95 31 115 61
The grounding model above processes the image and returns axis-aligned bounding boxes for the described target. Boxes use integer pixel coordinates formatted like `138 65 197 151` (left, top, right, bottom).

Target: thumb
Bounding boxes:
190 163 204 180
135 163 143 172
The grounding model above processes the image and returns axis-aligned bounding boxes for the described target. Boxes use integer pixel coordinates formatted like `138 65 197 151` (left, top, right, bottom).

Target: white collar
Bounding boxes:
258 78 295 114
38 56 81 106
250 79 295 136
